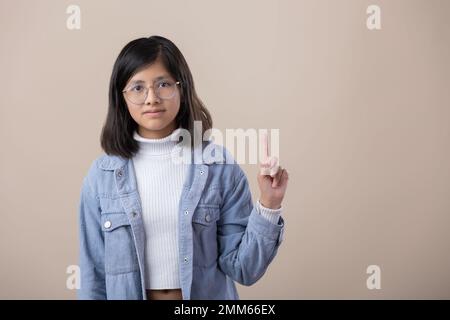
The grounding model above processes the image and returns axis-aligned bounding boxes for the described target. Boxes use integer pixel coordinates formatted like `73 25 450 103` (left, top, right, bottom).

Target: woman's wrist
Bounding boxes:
259 197 282 210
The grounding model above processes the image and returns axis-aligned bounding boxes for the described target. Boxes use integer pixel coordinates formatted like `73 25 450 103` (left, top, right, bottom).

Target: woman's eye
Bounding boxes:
132 85 143 92
159 81 172 88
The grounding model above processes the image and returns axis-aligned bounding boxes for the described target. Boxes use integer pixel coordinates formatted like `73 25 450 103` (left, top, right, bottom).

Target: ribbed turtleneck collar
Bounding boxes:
133 129 182 157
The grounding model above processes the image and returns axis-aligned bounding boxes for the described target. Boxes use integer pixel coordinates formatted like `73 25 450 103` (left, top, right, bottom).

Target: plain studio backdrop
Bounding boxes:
0 0 449 299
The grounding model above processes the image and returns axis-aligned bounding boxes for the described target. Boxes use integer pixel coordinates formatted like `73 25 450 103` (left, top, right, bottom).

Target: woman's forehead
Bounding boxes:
128 63 173 84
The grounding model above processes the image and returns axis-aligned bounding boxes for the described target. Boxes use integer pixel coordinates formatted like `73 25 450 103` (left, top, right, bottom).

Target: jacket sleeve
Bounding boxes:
217 164 285 286
77 175 106 299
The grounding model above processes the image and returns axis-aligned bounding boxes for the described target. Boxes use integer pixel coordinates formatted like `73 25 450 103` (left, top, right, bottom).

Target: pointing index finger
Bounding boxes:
263 131 269 161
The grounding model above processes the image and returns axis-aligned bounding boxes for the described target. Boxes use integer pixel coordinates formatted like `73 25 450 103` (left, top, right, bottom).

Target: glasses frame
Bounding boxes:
122 79 181 105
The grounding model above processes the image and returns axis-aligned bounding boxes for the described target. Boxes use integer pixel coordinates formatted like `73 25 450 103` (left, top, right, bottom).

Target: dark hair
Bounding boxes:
100 35 213 158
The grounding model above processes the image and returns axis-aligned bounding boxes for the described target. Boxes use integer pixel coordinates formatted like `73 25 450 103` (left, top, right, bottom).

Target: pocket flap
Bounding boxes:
192 206 220 226
101 213 131 232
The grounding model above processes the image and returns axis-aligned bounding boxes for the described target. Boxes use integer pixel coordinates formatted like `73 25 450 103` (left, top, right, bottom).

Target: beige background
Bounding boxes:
1 0 449 299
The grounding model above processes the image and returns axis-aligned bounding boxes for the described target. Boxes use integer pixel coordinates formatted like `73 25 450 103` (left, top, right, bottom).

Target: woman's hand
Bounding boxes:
257 132 289 209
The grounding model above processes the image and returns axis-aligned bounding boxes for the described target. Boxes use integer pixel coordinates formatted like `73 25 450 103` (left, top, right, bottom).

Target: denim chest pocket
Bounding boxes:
101 212 139 275
192 205 220 267
192 205 220 225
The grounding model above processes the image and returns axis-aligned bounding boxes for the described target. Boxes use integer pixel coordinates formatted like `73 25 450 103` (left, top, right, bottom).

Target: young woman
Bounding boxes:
78 35 289 300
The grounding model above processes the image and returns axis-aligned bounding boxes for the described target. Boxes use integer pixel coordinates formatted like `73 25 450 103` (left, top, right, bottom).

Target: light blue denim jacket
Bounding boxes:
77 142 285 300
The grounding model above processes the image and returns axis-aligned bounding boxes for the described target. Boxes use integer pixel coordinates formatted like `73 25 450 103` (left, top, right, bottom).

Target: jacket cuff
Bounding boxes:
248 206 285 245
255 199 282 225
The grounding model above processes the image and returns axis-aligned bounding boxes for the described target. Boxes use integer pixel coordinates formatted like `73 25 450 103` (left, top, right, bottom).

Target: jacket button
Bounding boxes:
184 210 189 215
131 212 137 218
184 257 188 263
117 170 123 178
205 214 211 222
199 170 204 175
104 221 112 229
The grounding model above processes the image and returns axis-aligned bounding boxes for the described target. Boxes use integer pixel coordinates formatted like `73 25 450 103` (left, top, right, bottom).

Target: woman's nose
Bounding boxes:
144 87 160 105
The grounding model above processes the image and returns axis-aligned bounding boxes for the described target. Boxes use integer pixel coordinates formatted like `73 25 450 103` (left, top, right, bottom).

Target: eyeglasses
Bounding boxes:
122 79 181 105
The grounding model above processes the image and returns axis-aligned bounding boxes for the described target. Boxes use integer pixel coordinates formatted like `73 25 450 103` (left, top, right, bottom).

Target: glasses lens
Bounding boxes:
126 85 147 104
156 80 176 99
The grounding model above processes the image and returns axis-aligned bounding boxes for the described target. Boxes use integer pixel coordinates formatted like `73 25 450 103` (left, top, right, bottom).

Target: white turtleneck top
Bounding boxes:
132 129 282 290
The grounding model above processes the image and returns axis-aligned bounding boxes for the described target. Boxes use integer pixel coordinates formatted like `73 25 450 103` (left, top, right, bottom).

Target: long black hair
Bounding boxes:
100 35 213 158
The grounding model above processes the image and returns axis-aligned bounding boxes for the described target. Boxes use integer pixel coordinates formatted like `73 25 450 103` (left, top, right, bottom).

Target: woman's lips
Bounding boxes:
143 110 165 118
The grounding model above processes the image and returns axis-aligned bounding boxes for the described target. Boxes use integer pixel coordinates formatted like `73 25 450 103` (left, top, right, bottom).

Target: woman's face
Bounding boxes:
123 59 181 139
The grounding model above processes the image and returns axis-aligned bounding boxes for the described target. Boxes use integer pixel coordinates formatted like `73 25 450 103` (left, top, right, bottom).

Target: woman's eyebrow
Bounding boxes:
129 75 172 84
